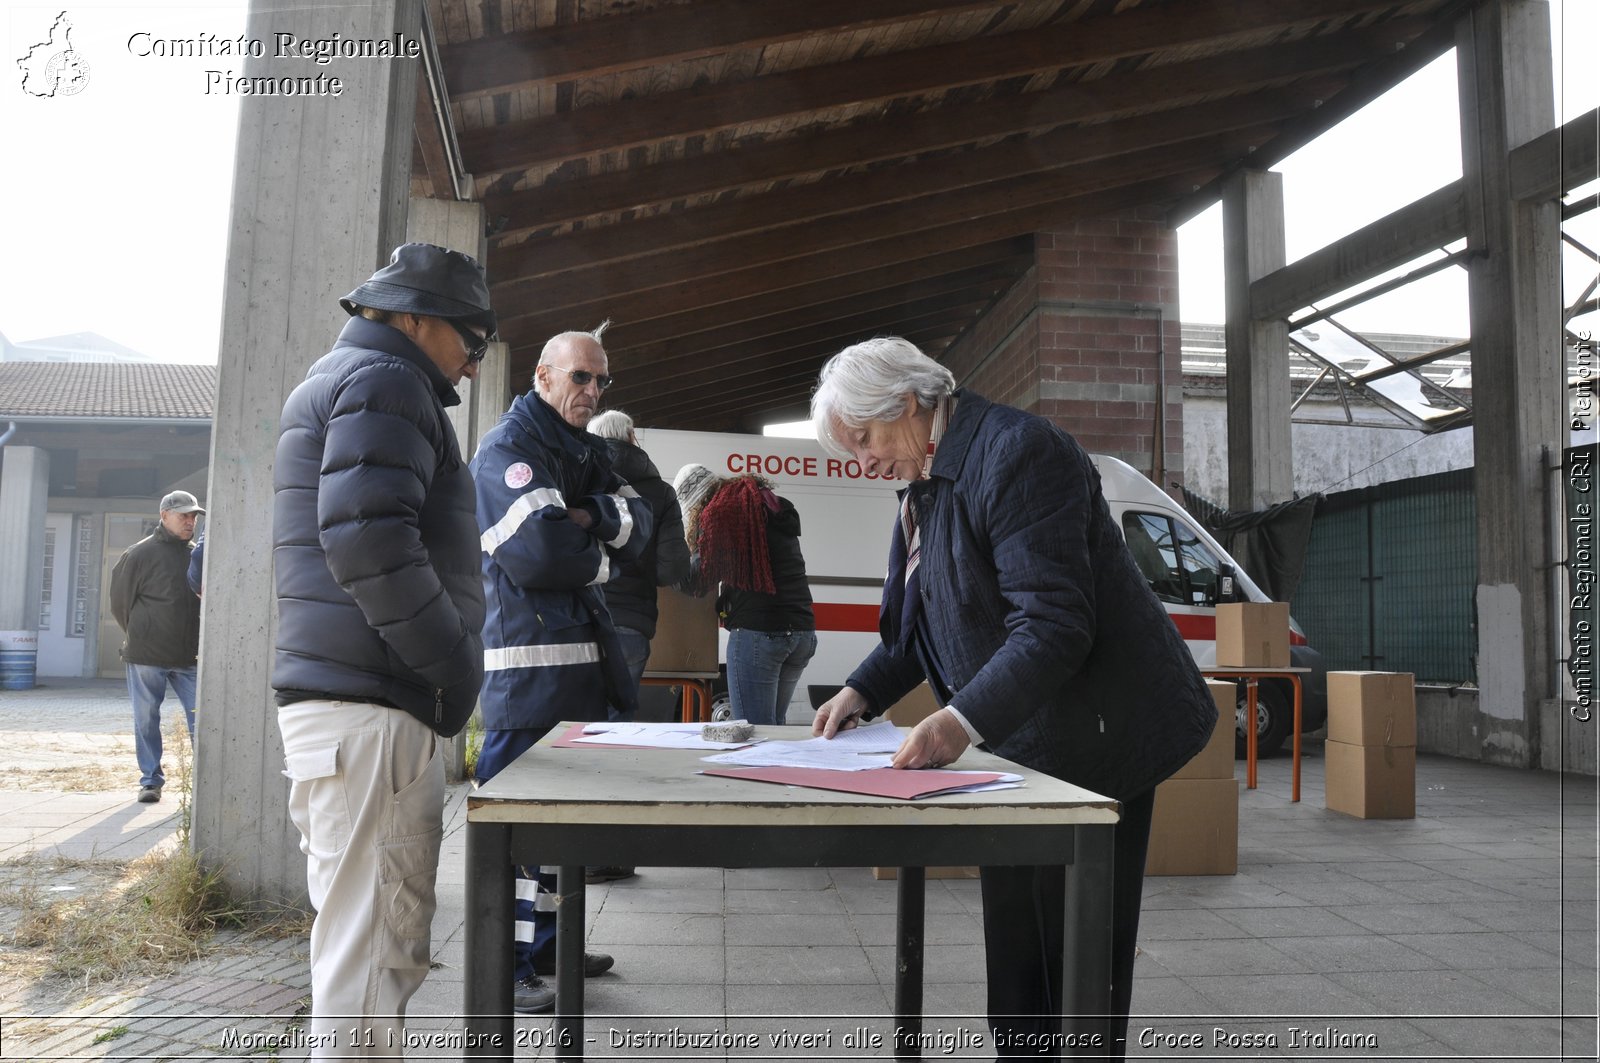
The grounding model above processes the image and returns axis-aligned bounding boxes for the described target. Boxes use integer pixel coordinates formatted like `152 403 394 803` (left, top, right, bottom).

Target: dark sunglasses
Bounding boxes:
449 320 491 364
546 363 614 391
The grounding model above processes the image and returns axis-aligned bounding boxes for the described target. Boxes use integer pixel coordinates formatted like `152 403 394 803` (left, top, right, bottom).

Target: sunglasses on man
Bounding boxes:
449 320 492 364
545 363 614 391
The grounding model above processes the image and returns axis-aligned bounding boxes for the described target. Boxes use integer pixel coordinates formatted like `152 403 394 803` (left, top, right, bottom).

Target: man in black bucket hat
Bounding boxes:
271 243 492 1056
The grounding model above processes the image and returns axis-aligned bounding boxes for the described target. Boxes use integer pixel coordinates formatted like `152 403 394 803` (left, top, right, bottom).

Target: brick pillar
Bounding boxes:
942 210 1185 486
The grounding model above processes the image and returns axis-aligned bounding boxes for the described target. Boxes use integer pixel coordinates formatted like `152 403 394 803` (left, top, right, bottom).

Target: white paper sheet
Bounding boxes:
573 721 764 751
700 720 907 770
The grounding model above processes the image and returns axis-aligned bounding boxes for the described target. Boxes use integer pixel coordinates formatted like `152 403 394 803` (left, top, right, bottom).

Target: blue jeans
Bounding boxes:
615 627 650 703
726 628 817 726
126 663 197 789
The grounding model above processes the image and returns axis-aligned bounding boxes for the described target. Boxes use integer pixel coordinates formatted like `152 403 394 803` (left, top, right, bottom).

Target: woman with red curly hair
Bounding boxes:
691 472 817 725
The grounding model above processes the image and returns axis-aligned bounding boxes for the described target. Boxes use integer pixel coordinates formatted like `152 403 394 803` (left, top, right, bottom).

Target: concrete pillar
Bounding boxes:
1221 170 1294 512
193 0 421 903
1457 0 1563 765
404 199 501 781
472 341 512 451
0 446 50 637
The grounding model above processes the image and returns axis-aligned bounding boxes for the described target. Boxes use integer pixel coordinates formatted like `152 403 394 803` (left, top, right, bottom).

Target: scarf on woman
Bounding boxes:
695 474 778 595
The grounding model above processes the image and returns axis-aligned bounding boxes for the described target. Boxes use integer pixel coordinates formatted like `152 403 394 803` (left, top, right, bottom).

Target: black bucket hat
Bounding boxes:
339 242 497 338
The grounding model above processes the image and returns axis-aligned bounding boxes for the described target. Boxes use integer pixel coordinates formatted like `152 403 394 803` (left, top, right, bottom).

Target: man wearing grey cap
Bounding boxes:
271 243 491 1057
109 489 205 804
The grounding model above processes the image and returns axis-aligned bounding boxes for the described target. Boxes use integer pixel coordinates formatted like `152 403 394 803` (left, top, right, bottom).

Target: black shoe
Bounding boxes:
585 866 636 884
137 786 161 804
532 951 615 978
513 975 555 1014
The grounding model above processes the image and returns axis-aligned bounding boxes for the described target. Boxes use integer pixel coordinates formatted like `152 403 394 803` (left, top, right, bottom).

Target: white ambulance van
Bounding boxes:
637 428 1326 755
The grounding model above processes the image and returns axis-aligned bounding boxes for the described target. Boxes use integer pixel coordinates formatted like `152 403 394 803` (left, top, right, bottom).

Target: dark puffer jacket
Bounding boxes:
600 439 691 639
271 316 486 737
844 391 1215 803
110 524 200 668
719 494 815 633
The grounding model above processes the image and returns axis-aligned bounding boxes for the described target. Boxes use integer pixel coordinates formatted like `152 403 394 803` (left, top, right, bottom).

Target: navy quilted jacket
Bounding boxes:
271 316 486 736
845 391 1216 802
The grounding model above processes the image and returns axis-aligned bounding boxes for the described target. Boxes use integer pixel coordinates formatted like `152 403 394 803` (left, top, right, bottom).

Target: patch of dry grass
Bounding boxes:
8 847 239 981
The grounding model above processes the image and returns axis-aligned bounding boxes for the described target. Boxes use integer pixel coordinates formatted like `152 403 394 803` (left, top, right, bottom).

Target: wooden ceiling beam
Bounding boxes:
495 172 1206 360
460 0 1407 177
442 0 1002 100
497 239 1034 342
605 298 997 401
483 21 1421 235
600 258 1030 362
491 92 1314 283
492 134 1258 309
643 326 968 424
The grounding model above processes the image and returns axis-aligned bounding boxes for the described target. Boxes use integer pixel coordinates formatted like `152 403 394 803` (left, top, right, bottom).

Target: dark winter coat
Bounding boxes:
599 439 691 639
845 391 1216 802
110 524 200 668
473 393 654 732
718 494 815 633
271 316 486 737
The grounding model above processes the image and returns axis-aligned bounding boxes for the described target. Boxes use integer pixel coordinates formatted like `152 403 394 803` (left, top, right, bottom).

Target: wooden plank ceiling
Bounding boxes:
422 0 1471 431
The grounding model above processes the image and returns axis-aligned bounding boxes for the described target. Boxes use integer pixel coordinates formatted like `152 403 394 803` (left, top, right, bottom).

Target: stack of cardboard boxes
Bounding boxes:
1145 678 1239 876
1324 671 1416 819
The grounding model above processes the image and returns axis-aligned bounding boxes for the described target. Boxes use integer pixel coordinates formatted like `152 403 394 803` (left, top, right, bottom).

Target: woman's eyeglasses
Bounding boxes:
450 320 491 364
546 364 614 391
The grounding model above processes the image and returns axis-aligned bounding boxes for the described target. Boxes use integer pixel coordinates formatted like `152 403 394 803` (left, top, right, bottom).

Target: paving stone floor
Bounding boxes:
0 680 1595 1060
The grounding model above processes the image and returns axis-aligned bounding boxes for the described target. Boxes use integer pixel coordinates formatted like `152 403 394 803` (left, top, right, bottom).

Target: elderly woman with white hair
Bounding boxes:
810 336 1216 1062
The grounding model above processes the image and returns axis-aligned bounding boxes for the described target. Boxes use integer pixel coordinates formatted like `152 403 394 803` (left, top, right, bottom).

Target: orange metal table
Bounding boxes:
640 670 720 723
1200 667 1311 802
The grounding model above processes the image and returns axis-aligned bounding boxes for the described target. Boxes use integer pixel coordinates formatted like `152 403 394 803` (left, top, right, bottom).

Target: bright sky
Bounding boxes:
1 2 1594 366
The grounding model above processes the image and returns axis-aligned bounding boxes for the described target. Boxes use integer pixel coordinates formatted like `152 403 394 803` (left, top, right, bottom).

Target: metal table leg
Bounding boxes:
1245 679 1259 789
893 867 926 1060
1291 675 1303 802
555 864 586 1060
464 821 514 1059
1063 825 1114 1059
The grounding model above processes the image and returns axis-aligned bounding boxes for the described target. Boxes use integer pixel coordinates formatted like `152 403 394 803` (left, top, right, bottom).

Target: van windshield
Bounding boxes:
1121 512 1222 605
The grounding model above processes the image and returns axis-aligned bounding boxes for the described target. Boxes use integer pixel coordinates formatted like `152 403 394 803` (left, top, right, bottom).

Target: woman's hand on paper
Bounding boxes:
812 686 870 738
890 709 971 770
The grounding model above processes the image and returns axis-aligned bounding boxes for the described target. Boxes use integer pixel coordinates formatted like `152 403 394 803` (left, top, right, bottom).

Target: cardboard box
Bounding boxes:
1146 778 1238 876
1324 739 1415 819
1170 680 1237 780
1327 671 1417 747
643 587 719 674
1215 602 1290 668
885 683 941 728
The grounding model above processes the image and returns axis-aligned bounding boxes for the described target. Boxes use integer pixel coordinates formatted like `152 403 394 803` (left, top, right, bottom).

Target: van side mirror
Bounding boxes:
1216 562 1237 604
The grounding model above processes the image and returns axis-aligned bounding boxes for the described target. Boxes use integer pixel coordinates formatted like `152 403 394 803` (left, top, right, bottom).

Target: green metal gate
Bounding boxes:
1292 468 1477 683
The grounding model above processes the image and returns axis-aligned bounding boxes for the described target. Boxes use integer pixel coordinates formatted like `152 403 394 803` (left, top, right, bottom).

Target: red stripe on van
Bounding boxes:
1169 613 1215 640
812 603 881 633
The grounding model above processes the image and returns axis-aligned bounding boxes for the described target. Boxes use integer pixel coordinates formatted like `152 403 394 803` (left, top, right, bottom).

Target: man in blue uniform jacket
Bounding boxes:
471 320 653 1013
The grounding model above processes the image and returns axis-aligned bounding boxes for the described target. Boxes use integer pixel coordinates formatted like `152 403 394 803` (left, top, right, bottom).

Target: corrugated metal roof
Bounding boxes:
0 362 215 420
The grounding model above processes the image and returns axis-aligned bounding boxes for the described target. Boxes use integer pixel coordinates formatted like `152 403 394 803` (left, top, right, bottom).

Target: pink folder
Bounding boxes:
701 765 1006 800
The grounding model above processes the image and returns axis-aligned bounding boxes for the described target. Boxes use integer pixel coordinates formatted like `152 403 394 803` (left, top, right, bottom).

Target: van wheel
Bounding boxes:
1234 682 1290 759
